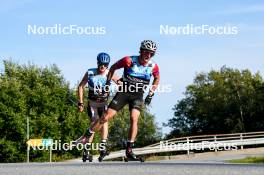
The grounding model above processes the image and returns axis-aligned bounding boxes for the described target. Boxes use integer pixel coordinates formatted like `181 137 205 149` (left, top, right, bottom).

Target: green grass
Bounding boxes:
228 156 264 164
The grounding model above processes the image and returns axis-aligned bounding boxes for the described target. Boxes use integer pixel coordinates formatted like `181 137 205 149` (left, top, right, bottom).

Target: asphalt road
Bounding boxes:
1 162 263 175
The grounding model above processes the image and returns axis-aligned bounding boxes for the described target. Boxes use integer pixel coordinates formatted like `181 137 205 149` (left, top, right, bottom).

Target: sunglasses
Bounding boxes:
141 49 155 56
98 63 109 67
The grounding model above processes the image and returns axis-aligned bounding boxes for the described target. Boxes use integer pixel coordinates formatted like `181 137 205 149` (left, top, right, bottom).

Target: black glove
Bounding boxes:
101 91 110 99
104 80 111 93
116 78 123 85
77 102 84 107
77 102 84 111
144 93 154 106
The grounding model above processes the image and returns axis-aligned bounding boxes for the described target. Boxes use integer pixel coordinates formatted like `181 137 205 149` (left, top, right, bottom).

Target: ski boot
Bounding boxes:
98 141 110 162
98 149 110 162
125 148 144 162
124 142 145 162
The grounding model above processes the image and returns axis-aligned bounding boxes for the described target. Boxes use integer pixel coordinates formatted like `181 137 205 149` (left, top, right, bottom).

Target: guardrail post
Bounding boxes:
187 137 190 155
50 146 52 162
27 116 29 163
214 136 217 152
240 133 244 150
27 145 30 163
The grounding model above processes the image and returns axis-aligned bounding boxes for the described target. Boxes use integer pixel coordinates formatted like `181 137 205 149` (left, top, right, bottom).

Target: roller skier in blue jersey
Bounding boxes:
74 52 119 162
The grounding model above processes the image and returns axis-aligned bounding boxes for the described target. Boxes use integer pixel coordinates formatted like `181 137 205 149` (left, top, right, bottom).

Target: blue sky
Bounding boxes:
0 0 264 134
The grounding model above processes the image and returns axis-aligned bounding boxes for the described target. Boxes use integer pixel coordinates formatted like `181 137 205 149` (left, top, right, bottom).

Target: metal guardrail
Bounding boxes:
104 131 264 160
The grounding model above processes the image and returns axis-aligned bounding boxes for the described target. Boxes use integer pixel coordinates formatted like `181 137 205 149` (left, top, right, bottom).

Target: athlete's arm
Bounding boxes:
149 64 160 95
149 74 160 95
145 64 160 105
78 72 88 109
111 74 121 85
106 56 132 83
106 66 116 84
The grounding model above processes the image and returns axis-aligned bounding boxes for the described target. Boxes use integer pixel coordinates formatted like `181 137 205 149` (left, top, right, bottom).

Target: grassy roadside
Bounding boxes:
228 156 264 164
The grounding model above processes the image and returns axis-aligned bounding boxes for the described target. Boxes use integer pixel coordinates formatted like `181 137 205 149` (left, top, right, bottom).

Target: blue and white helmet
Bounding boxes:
97 52 110 65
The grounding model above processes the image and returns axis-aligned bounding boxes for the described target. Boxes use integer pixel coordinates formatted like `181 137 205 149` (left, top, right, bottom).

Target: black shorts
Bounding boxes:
108 92 143 112
87 101 107 122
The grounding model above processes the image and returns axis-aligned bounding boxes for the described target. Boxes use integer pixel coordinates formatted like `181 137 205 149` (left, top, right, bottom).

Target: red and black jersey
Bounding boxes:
114 56 159 86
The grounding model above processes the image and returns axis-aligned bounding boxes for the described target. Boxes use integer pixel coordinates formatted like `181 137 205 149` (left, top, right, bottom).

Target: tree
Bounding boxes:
0 60 87 162
165 66 264 138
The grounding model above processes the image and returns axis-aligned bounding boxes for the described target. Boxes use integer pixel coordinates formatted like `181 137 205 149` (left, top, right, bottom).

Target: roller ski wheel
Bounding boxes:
98 150 110 162
82 154 93 162
82 150 93 162
88 155 93 162
139 156 145 162
124 156 145 162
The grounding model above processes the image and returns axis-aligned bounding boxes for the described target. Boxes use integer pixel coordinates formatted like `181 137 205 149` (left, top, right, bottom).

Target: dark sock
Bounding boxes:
100 139 107 151
84 142 91 150
126 141 134 152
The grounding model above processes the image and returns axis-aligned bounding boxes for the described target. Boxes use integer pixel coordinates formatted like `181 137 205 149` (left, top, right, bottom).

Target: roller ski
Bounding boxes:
82 148 93 162
124 149 145 162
